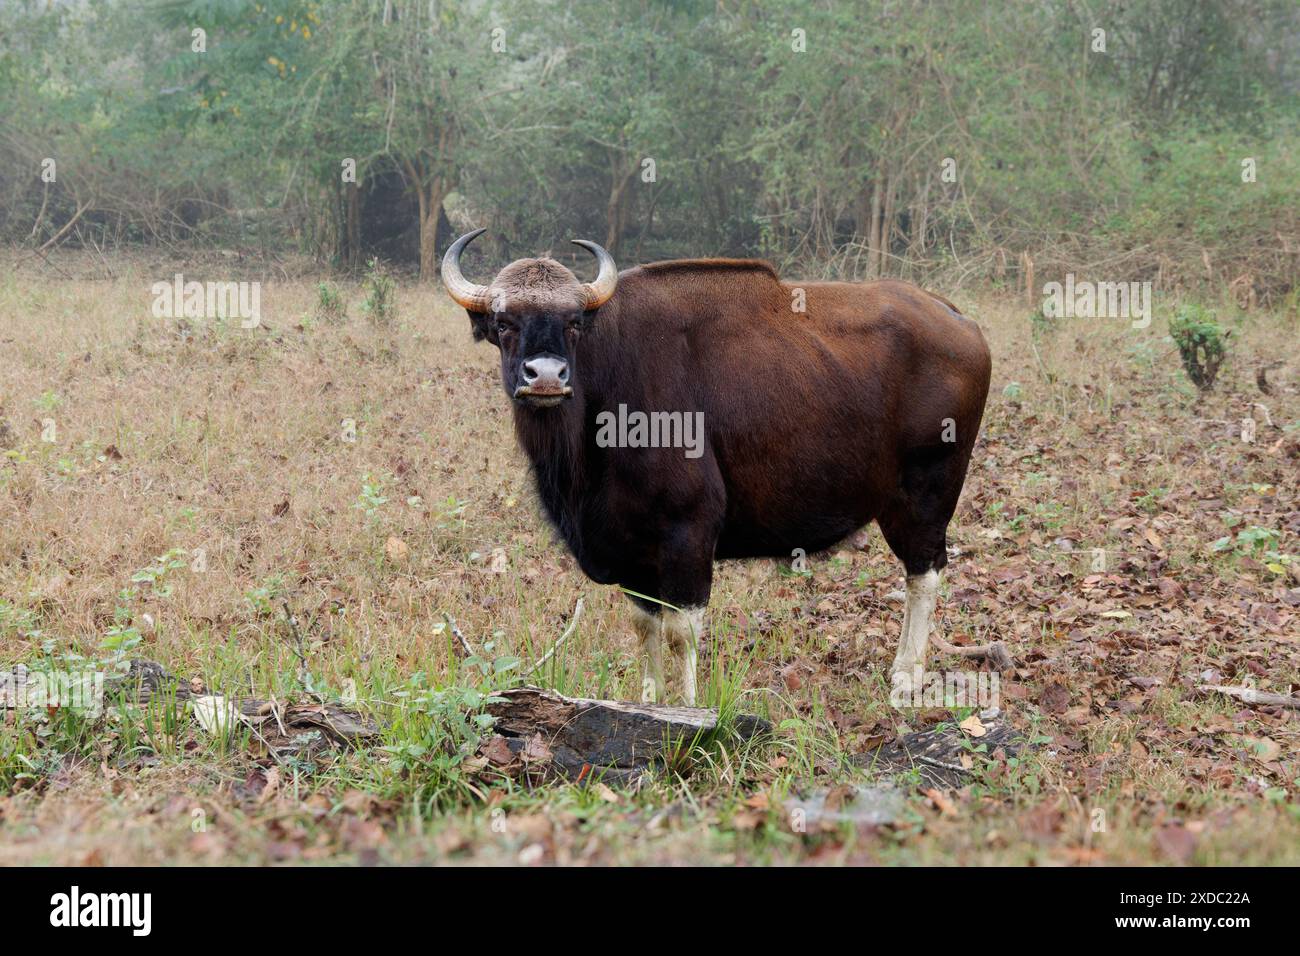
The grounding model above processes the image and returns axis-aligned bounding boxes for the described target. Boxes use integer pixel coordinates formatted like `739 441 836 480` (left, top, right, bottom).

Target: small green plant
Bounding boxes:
1134 487 1168 514
360 258 396 326
354 474 389 523
131 684 189 759
1029 305 1057 339
0 600 39 640
0 727 38 792
130 548 188 598
33 391 61 413
1169 303 1227 391
100 615 142 674
1211 523 1294 574
93 549 188 674
101 586 145 670
315 281 347 323
1233 525 1281 553
378 641 519 812
244 573 287 618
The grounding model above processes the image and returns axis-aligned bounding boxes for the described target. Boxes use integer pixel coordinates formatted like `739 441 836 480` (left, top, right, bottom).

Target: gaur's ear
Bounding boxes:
466 309 493 343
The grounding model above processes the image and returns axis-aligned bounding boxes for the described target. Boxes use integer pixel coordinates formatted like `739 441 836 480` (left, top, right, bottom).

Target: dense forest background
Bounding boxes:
1 0 1296 299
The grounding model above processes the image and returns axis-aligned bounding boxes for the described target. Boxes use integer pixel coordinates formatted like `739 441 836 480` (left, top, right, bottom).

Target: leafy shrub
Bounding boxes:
359 259 396 327
1029 306 1058 339
315 282 346 323
1169 303 1227 391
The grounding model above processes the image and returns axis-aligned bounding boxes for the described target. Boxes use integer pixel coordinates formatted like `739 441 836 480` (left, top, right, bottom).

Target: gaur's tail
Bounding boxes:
925 290 964 316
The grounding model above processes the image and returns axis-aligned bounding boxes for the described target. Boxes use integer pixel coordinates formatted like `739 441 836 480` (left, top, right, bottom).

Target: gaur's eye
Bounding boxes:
496 320 512 335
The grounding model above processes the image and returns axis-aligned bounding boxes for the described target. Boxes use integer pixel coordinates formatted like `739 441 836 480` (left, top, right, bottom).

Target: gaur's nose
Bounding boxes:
521 356 569 387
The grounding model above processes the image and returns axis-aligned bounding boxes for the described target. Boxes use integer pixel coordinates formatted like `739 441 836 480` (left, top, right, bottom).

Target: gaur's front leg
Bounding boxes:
663 605 704 706
630 604 667 704
626 524 715 706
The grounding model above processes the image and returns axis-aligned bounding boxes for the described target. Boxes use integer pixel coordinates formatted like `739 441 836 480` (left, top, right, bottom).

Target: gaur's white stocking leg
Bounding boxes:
891 569 940 688
663 606 704 707
631 604 666 704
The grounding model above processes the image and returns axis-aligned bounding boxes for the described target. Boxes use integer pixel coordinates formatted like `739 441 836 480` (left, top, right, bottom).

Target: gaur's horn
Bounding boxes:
441 228 493 312
571 239 618 310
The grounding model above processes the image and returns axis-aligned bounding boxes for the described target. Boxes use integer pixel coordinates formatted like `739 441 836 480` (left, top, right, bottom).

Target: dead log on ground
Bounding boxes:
482 686 770 786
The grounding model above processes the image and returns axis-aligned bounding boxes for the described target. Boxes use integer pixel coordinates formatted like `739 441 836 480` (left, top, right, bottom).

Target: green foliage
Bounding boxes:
1213 524 1281 555
129 548 188 599
0 600 39 642
95 548 185 674
245 574 288 618
359 259 395 326
353 474 388 522
1211 521 1293 574
0 0 1296 292
1169 304 1228 391
1029 307 1057 340
315 282 346 323
379 642 519 811
0 706 99 793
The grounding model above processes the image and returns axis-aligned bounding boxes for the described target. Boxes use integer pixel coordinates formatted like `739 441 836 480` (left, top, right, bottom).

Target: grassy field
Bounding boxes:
0 252 1297 865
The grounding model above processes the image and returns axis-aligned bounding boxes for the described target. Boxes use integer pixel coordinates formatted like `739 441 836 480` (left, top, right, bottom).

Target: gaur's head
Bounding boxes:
441 229 618 409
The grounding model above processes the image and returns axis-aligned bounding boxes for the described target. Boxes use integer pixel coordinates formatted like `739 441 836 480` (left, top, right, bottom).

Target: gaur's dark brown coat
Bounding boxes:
443 232 991 703
512 260 989 602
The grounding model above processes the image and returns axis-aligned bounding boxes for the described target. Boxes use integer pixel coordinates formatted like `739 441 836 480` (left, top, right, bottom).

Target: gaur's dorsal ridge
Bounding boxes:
637 258 781 280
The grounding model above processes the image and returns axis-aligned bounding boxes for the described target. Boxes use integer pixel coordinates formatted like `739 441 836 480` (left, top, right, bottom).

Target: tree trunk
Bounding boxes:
605 152 637 256
909 173 931 259
416 177 447 279
880 173 895 278
867 179 882 279
343 180 362 271
635 182 664 260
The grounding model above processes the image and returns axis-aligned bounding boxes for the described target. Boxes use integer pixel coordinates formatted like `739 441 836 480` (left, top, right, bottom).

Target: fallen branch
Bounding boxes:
443 614 477 657
1256 361 1284 395
1198 684 1300 710
1249 402 1275 428
525 597 584 677
932 634 1016 672
482 686 769 785
11 198 91 270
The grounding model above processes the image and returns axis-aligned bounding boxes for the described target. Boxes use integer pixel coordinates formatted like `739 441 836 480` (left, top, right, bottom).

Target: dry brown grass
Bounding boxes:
0 250 1297 865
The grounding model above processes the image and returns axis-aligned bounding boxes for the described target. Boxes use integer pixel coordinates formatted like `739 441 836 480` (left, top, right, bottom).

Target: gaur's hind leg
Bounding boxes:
892 568 941 682
876 444 973 694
